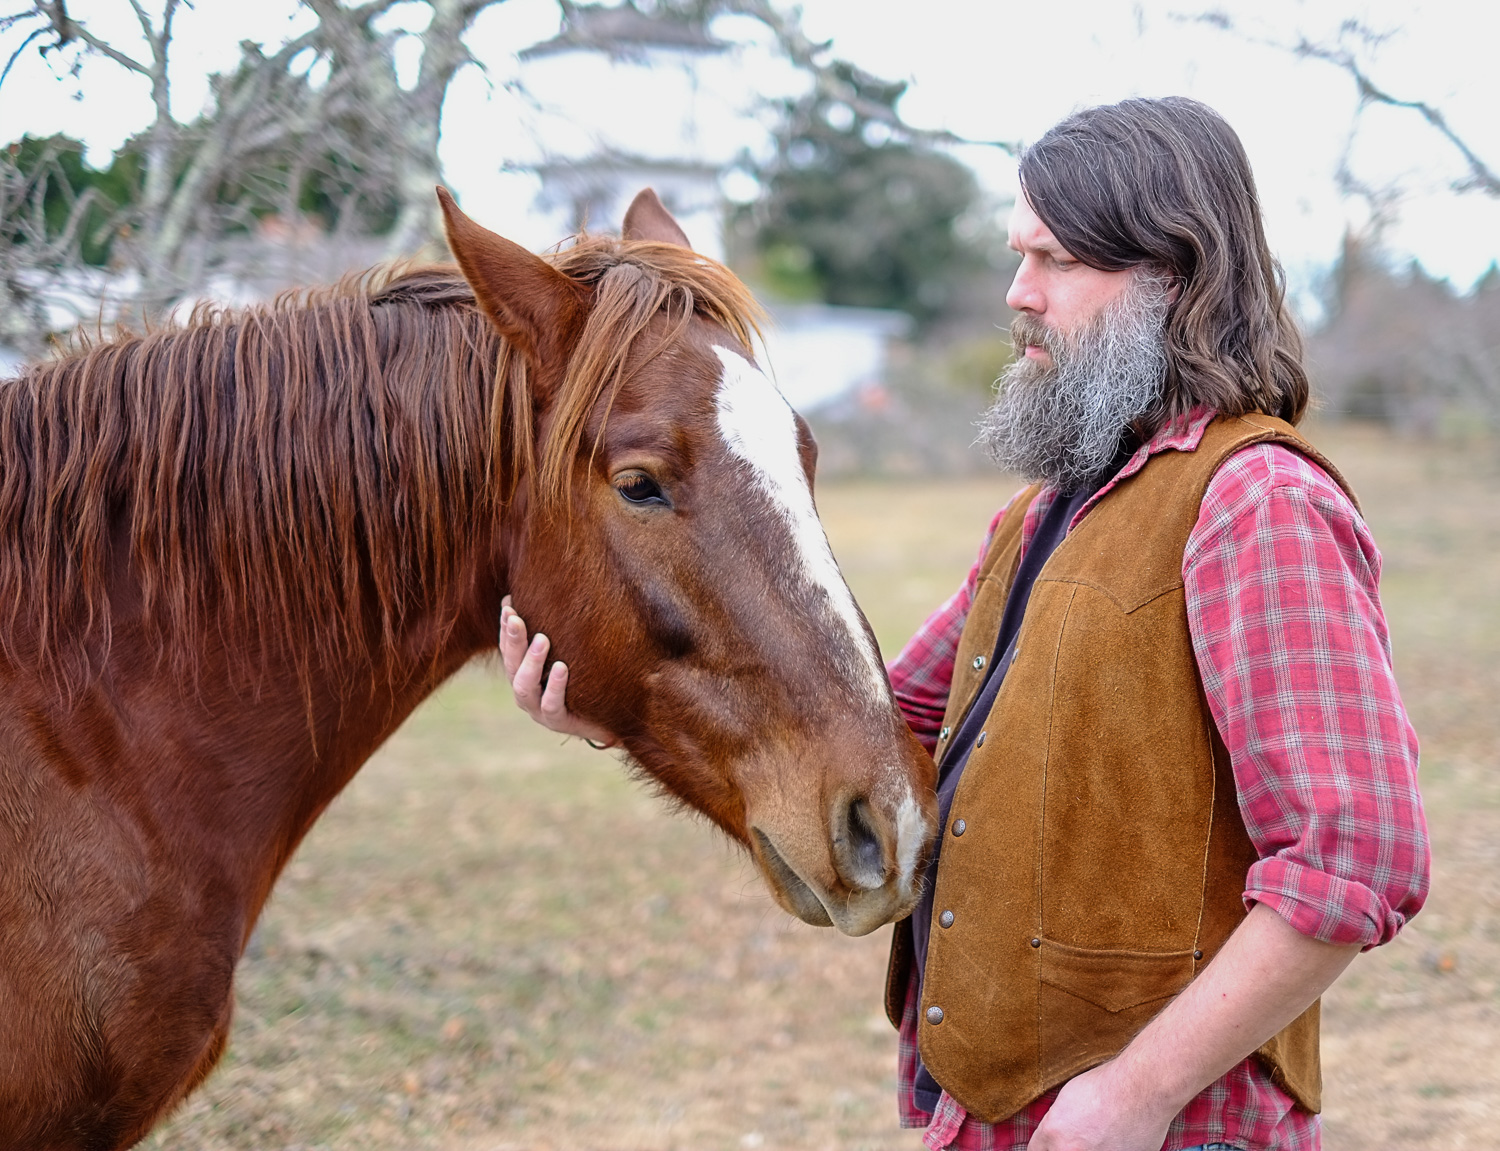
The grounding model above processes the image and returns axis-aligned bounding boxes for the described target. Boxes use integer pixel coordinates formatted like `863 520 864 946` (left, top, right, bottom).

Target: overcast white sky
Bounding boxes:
3 0 1497 312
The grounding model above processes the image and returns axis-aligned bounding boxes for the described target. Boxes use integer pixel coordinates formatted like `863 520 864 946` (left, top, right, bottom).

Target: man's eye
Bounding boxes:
615 473 668 506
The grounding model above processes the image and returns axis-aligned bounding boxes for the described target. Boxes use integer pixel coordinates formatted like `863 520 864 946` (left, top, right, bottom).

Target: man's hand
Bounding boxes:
1026 903 1359 1151
1026 1058 1173 1151
499 595 620 748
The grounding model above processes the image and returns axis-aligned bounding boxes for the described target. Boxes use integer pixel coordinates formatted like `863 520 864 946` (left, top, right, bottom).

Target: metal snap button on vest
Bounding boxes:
1030 937 1041 948
976 731 986 747
1194 949 1204 961
939 726 950 741
926 1005 944 1025
972 655 986 670
952 818 966 836
939 910 954 928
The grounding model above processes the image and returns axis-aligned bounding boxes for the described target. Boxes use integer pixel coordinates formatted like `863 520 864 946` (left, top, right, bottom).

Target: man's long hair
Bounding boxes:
1018 97 1308 434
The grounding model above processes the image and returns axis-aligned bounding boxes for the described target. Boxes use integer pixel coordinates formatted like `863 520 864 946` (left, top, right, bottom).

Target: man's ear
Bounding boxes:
437 186 589 368
622 187 692 248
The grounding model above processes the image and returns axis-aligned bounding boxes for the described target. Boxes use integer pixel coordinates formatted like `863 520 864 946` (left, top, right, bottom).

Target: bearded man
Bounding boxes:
498 97 1428 1151
882 97 1428 1151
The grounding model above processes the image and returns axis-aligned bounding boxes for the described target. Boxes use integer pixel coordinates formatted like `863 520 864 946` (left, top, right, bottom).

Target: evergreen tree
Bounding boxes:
738 62 991 323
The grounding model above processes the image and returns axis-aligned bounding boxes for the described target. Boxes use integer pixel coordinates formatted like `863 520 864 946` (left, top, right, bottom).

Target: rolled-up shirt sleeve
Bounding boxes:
1184 442 1429 949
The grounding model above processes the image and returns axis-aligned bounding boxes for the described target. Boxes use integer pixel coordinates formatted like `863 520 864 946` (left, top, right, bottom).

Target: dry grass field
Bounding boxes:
142 422 1499 1151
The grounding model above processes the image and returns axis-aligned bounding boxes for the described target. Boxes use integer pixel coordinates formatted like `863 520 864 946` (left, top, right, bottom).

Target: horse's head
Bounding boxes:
438 188 937 936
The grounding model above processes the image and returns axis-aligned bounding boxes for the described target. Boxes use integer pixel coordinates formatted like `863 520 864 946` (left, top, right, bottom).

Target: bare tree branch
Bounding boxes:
0 23 47 86
1292 32 1500 197
1 139 116 354
712 0 1019 154
1178 11 1499 198
48 16 150 76
125 0 155 39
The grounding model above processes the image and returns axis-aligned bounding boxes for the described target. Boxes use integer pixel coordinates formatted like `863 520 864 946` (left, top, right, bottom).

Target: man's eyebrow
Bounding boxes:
1009 234 1068 257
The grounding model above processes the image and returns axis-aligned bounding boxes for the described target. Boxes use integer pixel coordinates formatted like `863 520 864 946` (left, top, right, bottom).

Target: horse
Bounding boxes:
0 187 936 1148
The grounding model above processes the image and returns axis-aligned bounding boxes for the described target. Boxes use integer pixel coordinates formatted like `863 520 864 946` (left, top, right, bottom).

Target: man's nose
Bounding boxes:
1006 260 1042 315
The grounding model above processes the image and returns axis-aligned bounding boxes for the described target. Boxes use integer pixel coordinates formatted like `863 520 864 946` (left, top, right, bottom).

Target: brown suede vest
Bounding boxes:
885 413 1359 1123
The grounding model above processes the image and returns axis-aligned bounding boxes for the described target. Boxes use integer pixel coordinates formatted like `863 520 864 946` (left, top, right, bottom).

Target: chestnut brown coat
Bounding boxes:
0 190 935 1149
886 414 1357 1122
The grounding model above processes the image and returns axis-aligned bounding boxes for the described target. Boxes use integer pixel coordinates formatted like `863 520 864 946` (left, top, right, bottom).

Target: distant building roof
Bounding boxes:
529 152 723 242
531 152 720 186
522 3 729 59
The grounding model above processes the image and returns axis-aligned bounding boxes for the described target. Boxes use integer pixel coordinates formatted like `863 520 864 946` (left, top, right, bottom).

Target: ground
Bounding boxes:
142 423 1499 1150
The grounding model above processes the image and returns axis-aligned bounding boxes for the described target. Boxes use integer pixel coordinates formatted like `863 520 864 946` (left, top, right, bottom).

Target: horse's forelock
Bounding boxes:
525 234 764 518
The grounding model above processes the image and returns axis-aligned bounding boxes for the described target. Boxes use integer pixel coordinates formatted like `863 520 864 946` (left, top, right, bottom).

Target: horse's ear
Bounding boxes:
622 188 692 248
436 186 588 367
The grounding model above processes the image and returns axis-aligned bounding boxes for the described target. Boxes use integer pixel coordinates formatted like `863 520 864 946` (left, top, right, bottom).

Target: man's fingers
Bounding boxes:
512 632 551 712
496 606 617 746
539 661 571 723
539 663 620 746
499 606 531 681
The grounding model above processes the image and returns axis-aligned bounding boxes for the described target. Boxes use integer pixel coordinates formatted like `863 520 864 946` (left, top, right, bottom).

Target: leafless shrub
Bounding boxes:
1308 238 1500 434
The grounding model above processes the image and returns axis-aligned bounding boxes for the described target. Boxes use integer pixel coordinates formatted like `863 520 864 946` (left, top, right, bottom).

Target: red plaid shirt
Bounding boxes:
888 411 1429 1151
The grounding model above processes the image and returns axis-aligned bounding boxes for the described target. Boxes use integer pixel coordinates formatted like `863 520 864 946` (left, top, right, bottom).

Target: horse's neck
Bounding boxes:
103 574 500 928
263 598 498 845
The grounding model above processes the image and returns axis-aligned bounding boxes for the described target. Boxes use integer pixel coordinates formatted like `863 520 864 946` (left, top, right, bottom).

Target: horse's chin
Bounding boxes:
750 827 923 937
751 828 836 928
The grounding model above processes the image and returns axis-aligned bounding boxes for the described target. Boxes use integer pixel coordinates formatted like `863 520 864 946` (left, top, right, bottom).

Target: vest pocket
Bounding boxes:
1037 936 1196 1014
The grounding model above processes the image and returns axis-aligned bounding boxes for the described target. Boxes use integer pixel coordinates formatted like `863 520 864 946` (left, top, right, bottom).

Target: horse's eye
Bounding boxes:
615 472 668 507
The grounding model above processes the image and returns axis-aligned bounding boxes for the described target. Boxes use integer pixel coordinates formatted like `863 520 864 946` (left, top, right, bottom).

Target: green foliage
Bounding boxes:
3 135 143 266
213 147 401 238
294 156 401 236
736 63 994 323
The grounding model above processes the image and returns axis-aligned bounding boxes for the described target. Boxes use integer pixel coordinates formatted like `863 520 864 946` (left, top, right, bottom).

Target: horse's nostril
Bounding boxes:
833 796 888 892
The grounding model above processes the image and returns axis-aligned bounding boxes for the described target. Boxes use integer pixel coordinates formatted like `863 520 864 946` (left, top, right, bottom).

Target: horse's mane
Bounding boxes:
0 234 761 690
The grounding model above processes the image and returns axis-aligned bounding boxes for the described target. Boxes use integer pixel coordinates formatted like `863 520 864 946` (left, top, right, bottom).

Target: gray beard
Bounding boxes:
978 275 1170 494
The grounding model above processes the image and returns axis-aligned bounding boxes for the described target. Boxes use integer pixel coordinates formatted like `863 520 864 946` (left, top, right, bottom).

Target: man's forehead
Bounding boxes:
1007 197 1066 254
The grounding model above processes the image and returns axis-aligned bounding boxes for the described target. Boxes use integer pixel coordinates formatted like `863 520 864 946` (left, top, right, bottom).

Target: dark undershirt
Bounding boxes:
909 445 1132 1113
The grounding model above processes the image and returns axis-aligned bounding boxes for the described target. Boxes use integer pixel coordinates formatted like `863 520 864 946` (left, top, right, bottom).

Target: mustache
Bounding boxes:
1009 313 1061 359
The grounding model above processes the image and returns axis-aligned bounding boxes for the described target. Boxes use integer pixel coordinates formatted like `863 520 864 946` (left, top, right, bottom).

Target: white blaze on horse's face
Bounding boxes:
710 344 929 935
711 346 887 709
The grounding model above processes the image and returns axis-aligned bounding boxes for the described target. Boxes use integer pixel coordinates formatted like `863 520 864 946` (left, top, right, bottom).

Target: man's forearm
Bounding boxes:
1111 901 1357 1110
1028 902 1361 1151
